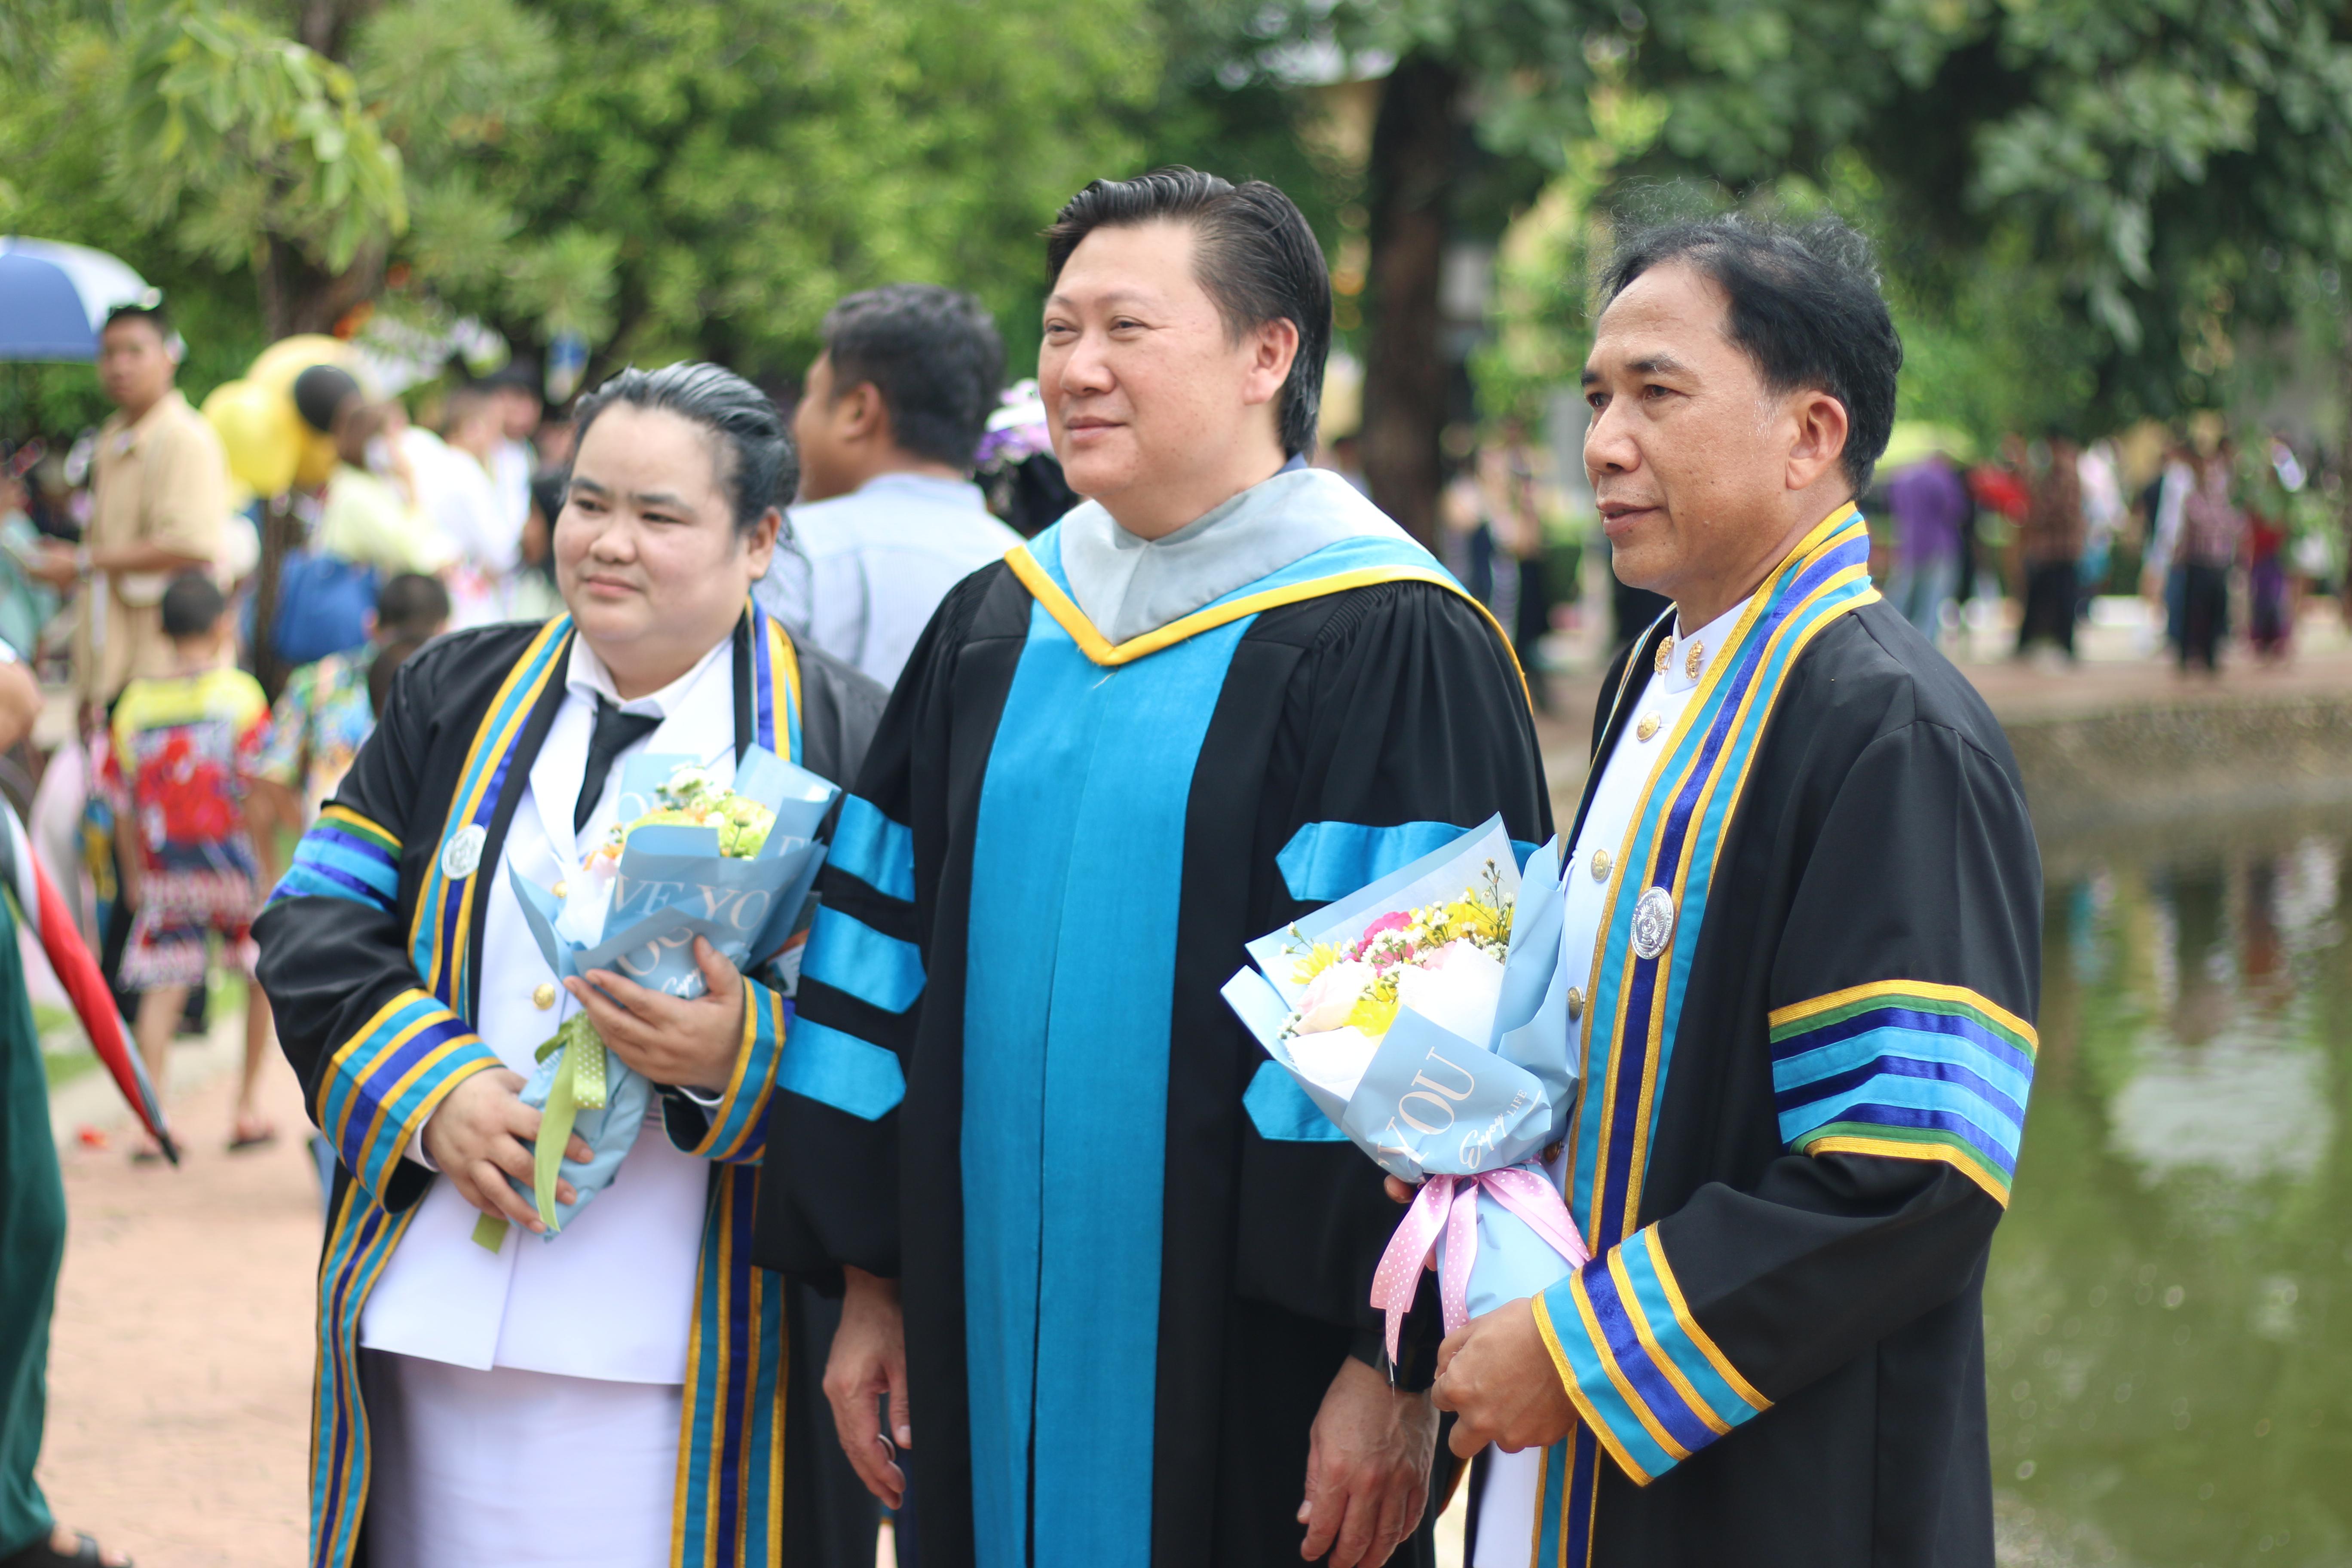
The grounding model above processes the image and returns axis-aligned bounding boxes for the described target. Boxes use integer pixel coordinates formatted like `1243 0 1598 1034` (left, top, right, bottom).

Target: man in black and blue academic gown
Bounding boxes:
1425 216 2041 1568
756 170 1551 1568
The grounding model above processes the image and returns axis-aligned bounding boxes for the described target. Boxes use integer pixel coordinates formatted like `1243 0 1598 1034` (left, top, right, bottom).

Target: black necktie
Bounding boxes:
575 695 663 833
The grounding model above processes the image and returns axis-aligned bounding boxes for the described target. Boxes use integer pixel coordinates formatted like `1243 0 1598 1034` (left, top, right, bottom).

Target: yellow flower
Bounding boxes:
1347 990 1400 1035
1291 941 1344 986
1445 894 1507 943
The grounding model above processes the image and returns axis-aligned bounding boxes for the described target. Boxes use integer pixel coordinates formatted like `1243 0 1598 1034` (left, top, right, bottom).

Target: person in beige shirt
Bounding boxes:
31 302 229 716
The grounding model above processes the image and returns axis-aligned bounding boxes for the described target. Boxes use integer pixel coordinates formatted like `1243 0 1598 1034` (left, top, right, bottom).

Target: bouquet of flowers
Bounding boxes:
481 745 839 1246
1223 817 1589 1360
1280 865 1513 1103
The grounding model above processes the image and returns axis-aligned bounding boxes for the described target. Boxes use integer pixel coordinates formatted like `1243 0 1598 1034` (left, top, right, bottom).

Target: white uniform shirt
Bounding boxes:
358 632 739 1386
490 438 535 536
400 426 517 628
1472 591 1753 1567
755 473 1020 687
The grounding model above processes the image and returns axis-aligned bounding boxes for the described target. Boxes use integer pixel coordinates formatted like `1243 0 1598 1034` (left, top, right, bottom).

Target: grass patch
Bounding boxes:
36 1003 100 1091
42 1038 98 1090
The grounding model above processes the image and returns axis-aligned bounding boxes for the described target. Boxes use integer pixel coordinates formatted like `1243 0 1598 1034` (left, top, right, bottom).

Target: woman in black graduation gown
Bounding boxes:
256 363 885 1568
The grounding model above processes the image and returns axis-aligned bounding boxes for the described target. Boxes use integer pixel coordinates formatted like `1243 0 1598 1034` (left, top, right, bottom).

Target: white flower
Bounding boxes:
1295 959 1378 1034
1394 940 1507 1044
1286 1025 1380 1101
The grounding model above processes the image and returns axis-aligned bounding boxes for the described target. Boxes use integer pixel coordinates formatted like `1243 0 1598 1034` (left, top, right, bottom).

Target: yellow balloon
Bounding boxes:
245 334 367 489
201 379 302 497
247 334 360 399
293 427 341 489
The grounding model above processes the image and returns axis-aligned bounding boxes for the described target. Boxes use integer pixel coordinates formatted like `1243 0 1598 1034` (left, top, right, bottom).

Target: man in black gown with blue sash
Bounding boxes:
760 172 1550 1568
1427 216 2040 1568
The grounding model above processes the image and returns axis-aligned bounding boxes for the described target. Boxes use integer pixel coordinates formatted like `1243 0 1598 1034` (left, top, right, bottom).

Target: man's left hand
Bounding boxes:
566 937 747 1094
1298 1354 1436 1567
1429 1297 1578 1458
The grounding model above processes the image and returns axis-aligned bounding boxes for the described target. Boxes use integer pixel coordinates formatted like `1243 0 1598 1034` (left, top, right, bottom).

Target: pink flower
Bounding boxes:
1361 910 1412 940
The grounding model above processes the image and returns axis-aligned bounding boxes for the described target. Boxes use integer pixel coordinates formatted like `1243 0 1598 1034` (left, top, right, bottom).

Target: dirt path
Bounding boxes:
37 1041 315 1567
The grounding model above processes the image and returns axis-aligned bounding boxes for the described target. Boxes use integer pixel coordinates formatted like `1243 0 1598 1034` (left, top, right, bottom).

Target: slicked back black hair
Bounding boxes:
821 285 1005 469
1602 211 1902 493
570 362 797 535
1045 167 1330 457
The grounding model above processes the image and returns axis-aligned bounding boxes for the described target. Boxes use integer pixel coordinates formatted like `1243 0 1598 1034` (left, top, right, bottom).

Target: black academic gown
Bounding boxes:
757 541 1552 1568
1498 507 2040 1568
255 607 887 1568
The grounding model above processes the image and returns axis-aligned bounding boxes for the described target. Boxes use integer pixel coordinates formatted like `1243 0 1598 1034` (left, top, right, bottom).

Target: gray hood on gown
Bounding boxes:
1056 466 1414 645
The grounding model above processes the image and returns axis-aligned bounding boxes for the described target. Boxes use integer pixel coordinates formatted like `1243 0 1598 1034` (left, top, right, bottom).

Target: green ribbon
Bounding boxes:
470 1013 609 1252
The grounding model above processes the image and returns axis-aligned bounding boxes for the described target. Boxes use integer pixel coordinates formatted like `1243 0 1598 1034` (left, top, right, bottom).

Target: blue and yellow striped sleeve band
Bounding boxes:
1768 980 2036 1205
801 904 925 1014
316 988 499 1199
684 977 785 1164
829 795 916 902
271 806 400 914
1533 1227 1770 1484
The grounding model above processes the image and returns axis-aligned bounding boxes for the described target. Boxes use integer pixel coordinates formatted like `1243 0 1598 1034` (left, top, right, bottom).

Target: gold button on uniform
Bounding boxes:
1590 848 1613 881
533 982 557 1010
552 880 570 900
1654 636 1673 675
1684 639 1705 679
1566 986 1584 1022
1635 713 1660 742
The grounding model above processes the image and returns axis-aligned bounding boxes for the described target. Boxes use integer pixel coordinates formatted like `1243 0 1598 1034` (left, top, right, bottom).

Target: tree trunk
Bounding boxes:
2342 338 2352 624
262 0 380 340
250 496 305 703
257 236 386 343
1360 54 1461 549
294 0 372 64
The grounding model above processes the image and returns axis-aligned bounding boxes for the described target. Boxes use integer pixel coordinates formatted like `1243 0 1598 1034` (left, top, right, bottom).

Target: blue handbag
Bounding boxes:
272 551 377 665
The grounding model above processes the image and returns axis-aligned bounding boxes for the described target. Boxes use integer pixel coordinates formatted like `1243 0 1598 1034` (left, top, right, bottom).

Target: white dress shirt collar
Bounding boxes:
1658 592 1757 696
564 628 732 719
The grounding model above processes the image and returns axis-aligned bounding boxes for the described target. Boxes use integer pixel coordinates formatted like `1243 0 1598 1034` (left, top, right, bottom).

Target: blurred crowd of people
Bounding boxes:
1875 425 2343 673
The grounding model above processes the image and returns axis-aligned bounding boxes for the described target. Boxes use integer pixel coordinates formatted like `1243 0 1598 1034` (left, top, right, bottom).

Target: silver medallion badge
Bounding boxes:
1631 885 1676 960
440 823 488 881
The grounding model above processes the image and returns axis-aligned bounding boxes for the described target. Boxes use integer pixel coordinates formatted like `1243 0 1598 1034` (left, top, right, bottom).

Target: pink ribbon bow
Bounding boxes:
1370 1167 1591 1365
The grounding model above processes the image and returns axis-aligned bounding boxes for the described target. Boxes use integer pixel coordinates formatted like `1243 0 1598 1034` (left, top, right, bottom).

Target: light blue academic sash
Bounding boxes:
963 524 1481 1568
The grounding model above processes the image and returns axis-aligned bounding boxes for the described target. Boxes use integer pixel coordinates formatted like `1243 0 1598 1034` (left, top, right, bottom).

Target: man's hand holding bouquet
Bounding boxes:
1223 818 1588 1365
474 745 839 1249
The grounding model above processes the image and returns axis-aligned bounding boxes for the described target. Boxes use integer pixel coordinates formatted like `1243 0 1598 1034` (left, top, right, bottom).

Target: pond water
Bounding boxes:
1990 804 2352 1567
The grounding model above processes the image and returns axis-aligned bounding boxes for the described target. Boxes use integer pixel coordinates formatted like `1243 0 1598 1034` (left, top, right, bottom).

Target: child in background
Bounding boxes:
257 572 451 820
106 573 284 1157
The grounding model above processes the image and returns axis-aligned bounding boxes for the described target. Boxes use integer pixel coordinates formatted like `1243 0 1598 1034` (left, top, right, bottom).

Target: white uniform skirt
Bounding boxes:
360 1351 683 1568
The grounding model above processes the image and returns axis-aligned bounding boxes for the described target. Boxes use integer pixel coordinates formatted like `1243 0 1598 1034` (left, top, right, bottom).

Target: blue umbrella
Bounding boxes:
0 236 159 362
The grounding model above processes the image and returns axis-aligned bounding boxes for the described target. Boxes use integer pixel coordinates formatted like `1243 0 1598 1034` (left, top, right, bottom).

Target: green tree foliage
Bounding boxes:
0 2 268 432
479 0 1158 384
119 0 411 336
2 0 1160 430
1566 0 2352 432
1265 0 2352 448
121 1 408 282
